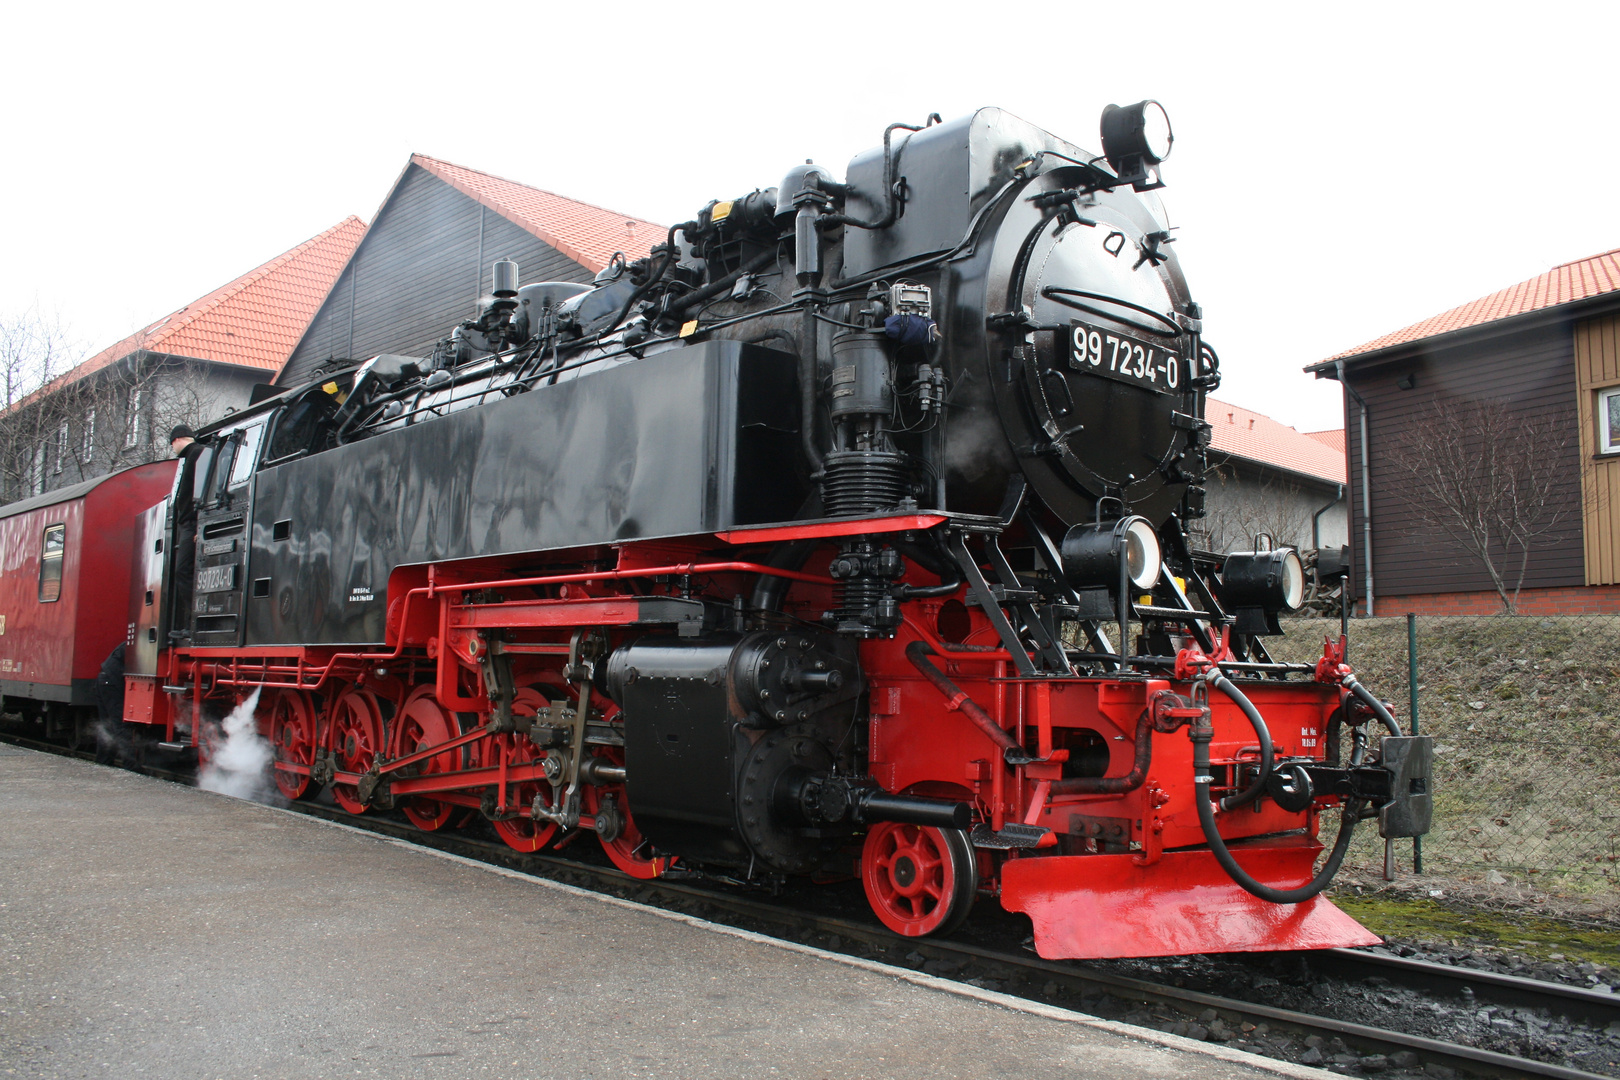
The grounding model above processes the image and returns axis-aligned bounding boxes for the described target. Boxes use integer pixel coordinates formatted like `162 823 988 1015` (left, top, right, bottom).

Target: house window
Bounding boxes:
1600 388 1620 455
123 388 143 448
81 409 95 461
54 422 68 473
28 444 46 495
38 524 65 602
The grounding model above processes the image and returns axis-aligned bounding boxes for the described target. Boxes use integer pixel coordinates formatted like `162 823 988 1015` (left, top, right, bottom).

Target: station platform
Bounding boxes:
0 745 1333 1080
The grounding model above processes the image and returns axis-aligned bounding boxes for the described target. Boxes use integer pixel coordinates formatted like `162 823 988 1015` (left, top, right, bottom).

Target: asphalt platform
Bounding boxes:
0 745 1336 1080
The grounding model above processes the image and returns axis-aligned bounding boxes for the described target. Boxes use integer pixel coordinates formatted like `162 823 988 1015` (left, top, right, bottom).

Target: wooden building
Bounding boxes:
1307 248 1620 615
277 156 664 388
3 219 365 502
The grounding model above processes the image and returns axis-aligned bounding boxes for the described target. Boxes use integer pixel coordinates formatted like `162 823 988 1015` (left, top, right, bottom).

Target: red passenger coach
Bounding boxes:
0 461 177 719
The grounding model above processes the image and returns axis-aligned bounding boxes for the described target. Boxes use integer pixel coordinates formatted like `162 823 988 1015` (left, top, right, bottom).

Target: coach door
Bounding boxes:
191 421 265 647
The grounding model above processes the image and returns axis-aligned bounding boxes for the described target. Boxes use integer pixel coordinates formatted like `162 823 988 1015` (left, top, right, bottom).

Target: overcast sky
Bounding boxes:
4 1 1615 433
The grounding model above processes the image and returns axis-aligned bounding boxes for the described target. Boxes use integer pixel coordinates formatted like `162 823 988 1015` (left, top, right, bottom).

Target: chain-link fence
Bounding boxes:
1270 615 1620 896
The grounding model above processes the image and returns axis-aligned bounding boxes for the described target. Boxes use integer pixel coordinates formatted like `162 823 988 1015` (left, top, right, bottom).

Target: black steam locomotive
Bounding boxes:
58 104 1430 957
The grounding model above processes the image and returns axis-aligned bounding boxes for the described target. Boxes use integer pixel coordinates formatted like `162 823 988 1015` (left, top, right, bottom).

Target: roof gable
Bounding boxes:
411 155 664 273
34 217 365 399
1324 247 1620 364
1207 397 1346 485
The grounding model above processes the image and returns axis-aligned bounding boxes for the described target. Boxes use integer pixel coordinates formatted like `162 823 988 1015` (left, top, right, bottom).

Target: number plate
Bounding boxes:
195 564 237 594
1065 319 1183 393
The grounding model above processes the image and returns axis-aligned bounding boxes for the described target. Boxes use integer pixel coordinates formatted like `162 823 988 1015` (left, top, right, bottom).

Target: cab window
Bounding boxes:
38 523 65 602
228 421 266 487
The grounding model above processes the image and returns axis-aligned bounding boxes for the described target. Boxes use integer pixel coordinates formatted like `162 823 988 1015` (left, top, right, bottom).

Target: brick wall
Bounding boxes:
1371 585 1620 616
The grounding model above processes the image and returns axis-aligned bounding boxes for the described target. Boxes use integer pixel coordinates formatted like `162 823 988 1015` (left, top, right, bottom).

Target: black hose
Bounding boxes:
600 225 680 338
1344 675 1403 736
1209 675 1275 811
1191 720 1361 904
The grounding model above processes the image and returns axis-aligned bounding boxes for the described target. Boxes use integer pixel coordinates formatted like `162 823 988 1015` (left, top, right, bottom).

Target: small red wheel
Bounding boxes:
329 689 384 815
260 689 316 800
395 688 463 832
861 822 977 938
489 688 558 853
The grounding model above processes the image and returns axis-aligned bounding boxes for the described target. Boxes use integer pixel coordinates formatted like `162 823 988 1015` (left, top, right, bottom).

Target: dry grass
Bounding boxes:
1272 616 1620 898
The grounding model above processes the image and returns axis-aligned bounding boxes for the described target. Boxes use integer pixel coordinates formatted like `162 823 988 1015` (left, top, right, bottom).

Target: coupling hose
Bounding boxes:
1208 674 1275 811
1344 675 1403 736
1190 721 1360 905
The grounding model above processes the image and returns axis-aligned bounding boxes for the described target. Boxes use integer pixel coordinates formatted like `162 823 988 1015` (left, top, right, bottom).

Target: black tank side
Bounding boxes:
243 341 803 646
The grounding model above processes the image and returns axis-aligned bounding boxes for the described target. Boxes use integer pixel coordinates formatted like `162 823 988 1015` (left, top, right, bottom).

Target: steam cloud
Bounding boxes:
197 687 277 802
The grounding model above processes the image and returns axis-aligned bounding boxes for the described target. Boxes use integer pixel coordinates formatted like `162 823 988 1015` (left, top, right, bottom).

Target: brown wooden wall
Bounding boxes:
280 164 593 387
1343 320 1584 601
1574 314 1620 583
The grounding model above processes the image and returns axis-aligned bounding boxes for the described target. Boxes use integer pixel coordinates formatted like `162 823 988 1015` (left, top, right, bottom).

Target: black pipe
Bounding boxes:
1344 675 1403 736
748 539 816 612
818 121 921 231
668 249 777 318
1191 719 1360 904
1051 707 1152 796
1209 675 1275 811
800 304 824 474
905 641 1021 755
856 789 972 828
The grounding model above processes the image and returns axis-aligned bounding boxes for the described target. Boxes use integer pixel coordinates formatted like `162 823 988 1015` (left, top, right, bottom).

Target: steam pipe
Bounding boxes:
800 305 824 474
1335 358 1374 617
1050 706 1153 796
904 641 1021 756
669 249 776 318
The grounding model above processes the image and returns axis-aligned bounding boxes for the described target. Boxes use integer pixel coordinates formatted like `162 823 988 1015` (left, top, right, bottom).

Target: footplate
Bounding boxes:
969 822 1052 849
1000 837 1381 959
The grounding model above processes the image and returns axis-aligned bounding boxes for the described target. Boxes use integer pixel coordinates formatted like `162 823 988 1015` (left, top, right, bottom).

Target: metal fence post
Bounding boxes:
1407 612 1422 875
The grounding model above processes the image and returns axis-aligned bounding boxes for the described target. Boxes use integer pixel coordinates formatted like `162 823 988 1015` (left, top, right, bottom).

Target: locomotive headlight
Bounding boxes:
1099 100 1173 191
1220 548 1305 636
1060 516 1163 593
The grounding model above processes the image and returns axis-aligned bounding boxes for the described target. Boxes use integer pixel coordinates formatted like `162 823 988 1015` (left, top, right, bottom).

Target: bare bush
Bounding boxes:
1384 396 1572 614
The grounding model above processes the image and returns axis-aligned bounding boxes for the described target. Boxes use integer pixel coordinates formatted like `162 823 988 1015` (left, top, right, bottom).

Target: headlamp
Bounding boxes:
1220 548 1305 635
1099 100 1173 191
1060 516 1163 593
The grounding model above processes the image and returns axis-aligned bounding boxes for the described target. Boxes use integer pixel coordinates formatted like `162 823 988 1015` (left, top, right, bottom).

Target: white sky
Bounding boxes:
3 1 1616 433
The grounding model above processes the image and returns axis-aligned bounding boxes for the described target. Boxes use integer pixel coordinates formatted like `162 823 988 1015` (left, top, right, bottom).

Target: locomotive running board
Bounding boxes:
1000 840 1381 959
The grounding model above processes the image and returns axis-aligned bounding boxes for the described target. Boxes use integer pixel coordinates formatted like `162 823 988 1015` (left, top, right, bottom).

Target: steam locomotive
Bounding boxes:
2 105 1430 959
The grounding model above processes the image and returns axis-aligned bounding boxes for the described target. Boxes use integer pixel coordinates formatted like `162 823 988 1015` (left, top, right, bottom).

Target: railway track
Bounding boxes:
5 729 1616 1080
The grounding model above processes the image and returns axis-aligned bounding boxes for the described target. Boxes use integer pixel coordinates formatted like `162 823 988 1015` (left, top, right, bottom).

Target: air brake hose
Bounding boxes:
1208 675 1275 811
1344 675 1404 736
1191 718 1362 905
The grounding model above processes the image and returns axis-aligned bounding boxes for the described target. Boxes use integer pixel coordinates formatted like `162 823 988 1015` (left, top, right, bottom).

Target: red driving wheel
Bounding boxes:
861 822 977 937
395 687 463 831
583 744 664 879
259 688 316 800
328 689 384 815
489 687 558 853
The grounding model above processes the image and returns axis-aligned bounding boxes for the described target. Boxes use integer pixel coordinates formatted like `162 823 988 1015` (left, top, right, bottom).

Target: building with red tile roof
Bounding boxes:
1304 245 1620 616
1196 397 1346 556
4 219 365 500
278 156 665 388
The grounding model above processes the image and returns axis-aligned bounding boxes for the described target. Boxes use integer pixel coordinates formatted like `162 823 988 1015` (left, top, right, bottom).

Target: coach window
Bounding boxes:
38 523 65 602
1600 388 1620 455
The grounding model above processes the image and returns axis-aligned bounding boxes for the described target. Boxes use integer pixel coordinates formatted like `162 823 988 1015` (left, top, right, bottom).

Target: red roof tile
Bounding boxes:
1304 429 1347 453
412 155 665 273
1326 247 1620 362
31 217 365 401
1206 397 1346 486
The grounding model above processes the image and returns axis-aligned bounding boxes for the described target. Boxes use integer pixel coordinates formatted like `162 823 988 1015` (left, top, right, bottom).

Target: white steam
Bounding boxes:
197 687 277 802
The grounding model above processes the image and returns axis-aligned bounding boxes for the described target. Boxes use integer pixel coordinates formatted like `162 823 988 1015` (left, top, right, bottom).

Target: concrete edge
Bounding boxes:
249 795 1340 1080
